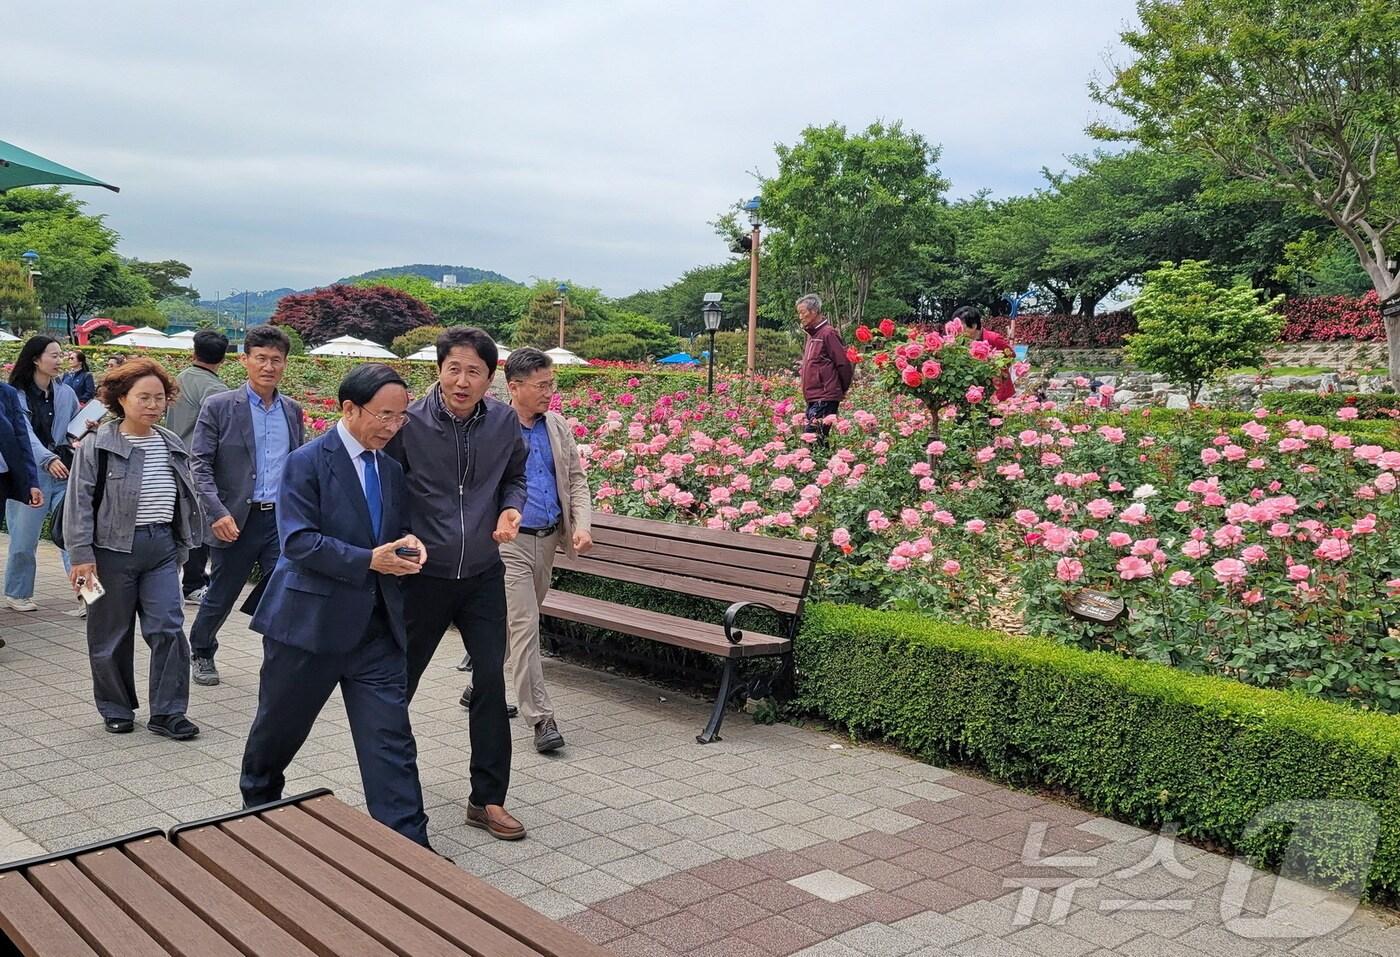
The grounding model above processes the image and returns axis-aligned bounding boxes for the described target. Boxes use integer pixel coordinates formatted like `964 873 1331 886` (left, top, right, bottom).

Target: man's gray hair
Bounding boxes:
795 293 823 314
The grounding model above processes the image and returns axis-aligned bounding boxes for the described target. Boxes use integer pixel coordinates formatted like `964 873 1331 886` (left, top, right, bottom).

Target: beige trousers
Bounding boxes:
501 528 560 727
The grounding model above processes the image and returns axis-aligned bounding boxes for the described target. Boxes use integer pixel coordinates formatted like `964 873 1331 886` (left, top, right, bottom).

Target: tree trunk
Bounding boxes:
1388 315 1400 393
1078 296 1100 319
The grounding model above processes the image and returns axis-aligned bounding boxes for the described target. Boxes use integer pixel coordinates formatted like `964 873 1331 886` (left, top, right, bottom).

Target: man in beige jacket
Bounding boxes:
502 348 592 752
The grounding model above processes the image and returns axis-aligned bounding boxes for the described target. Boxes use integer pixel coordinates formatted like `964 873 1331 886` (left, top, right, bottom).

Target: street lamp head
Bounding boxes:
743 196 761 227
702 300 722 333
557 283 568 295
20 250 39 266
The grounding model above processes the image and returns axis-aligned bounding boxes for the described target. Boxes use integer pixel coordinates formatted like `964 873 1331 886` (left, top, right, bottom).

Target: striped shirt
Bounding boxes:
127 432 177 526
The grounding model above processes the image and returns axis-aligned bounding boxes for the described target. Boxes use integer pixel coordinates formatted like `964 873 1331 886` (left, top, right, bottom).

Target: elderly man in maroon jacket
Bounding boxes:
797 294 853 441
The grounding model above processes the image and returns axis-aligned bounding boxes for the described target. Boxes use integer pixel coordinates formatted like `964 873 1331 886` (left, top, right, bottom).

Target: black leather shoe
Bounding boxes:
148 714 200 740
104 718 134 734
534 718 565 753
459 685 517 718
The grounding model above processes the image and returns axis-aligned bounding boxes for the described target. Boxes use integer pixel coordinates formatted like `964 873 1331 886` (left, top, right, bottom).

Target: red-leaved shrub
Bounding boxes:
1280 292 1385 342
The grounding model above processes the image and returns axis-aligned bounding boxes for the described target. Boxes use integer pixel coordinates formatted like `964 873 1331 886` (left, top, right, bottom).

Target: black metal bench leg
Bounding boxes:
697 659 737 744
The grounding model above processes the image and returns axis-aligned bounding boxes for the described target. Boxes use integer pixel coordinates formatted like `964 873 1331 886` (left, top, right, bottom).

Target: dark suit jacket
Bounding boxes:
190 385 305 547
0 383 40 502
250 427 409 655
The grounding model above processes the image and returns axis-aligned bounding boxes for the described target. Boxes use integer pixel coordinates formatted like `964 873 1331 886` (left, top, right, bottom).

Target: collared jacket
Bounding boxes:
166 364 230 448
536 410 592 557
190 385 305 547
386 386 527 580
0 383 39 501
63 421 203 566
14 379 79 470
800 319 854 403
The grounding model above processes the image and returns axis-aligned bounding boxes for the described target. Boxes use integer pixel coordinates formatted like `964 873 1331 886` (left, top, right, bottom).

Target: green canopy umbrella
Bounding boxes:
0 139 118 193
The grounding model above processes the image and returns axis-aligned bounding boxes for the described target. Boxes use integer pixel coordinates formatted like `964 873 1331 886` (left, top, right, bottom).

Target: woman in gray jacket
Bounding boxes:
64 358 204 739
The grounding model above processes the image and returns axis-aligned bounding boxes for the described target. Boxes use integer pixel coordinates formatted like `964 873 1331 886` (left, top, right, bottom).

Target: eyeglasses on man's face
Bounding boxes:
359 407 409 427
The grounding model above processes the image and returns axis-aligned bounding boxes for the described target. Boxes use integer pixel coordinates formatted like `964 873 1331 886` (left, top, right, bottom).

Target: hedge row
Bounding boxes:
1281 293 1387 342
985 311 1137 347
794 603 1400 900
1252 391 1400 421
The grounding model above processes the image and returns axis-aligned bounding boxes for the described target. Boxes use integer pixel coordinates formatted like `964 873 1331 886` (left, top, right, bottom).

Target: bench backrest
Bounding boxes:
554 512 821 616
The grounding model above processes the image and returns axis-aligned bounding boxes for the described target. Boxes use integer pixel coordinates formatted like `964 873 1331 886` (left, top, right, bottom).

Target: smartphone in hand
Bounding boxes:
394 546 421 561
76 576 106 606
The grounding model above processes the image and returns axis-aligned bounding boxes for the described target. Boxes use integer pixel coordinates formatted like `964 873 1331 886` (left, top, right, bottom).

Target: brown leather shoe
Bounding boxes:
466 802 526 841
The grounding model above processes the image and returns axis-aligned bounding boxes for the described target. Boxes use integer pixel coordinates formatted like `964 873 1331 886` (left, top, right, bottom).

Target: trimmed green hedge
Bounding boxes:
795 603 1400 899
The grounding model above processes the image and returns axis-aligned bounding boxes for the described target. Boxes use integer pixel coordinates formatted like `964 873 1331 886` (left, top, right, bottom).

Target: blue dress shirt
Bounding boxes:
519 416 561 529
247 383 291 502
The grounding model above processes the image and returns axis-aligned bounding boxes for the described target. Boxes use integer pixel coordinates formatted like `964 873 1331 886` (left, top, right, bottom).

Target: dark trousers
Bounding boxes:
189 508 279 660
405 564 510 807
87 525 191 722
240 611 430 848
805 400 840 443
181 544 209 596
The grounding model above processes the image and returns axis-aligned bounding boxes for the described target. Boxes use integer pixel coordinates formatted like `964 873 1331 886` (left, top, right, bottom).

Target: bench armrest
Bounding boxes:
723 600 783 645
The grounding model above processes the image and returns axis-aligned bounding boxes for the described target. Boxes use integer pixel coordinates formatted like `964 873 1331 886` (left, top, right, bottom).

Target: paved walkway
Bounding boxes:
1 537 1398 956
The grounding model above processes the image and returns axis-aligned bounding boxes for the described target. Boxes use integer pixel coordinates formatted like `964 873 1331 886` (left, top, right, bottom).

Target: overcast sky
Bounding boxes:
8 1 1138 299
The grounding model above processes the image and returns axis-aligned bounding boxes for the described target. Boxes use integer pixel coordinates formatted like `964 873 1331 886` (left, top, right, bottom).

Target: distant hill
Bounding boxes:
196 265 518 326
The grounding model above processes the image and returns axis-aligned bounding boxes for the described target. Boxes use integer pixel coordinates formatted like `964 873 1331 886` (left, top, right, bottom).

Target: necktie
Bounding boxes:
360 450 382 541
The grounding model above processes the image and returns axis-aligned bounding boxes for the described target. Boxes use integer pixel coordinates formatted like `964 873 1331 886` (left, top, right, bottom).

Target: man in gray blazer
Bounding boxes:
188 325 305 686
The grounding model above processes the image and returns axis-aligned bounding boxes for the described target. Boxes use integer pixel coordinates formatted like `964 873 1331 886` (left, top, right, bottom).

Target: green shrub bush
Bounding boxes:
795 603 1400 899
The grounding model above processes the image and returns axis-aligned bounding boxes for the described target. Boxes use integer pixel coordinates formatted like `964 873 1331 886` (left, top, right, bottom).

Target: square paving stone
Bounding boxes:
788 869 875 903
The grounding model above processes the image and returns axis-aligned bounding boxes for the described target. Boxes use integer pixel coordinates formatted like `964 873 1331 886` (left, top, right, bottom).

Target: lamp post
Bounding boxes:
742 197 760 376
555 283 569 348
20 250 39 291
702 296 722 395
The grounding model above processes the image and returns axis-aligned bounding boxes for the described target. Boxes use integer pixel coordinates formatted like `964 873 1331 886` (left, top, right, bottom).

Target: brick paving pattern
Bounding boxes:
2 538 1398 955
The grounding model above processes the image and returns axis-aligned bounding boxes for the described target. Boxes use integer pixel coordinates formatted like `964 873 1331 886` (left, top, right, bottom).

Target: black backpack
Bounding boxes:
50 448 108 552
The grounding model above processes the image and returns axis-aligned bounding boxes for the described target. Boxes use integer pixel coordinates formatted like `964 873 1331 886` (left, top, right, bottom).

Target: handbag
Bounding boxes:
50 448 108 551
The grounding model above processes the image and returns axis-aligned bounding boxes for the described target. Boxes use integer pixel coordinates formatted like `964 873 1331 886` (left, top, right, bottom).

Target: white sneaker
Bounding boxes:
184 586 208 606
4 597 37 613
65 599 87 619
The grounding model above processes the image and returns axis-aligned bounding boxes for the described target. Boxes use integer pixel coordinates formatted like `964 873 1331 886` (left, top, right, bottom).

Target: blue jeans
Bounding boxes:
5 468 70 600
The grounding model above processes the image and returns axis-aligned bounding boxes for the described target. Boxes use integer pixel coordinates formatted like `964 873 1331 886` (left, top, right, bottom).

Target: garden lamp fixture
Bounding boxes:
702 294 722 395
20 249 39 291
742 196 760 376
555 283 569 348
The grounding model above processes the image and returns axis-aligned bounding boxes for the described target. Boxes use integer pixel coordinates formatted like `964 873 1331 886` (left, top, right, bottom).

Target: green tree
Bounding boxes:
758 121 950 329
154 296 221 328
107 303 168 331
511 286 588 350
390 325 446 357
711 329 801 372
0 261 42 335
578 333 649 361
357 275 530 340
1091 0 1400 383
1124 260 1283 401
0 188 152 337
126 258 199 300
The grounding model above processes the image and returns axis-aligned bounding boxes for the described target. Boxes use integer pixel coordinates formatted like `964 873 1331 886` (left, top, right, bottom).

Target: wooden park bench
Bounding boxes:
544 512 821 744
0 789 615 957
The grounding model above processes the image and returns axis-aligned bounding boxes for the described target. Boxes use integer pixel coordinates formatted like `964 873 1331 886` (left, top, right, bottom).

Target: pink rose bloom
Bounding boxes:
1079 528 1100 542
1314 538 1352 561
887 554 911 571
1267 522 1292 538
964 519 987 535
1043 526 1077 553
1201 448 1222 465
941 559 962 576
1223 444 1247 462
1169 570 1195 587
1242 589 1264 606
1332 434 1354 450
1045 494 1067 512
1097 426 1126 445
1241 544 1268 564
1173 500 1193 513
1387 578 1400 597
965 385 985 403
926 440 947 457
1377 472 1398 492
1356 485 1377 500
867 509 892 531
1116 556 1153 580
833 528 854 548
1099 384 1116 398
1118 503 1149 526
1287 564 1311 581
770 476 795 493
1353 444 1384 464
1056 557 1084 582
1108 481 1126 493
1352 514 1378 535
1131 537 1159 556
1212 558 1247 585
1246 457 1267 470
1181 540 1211 559
1086 498 1114 520
1278 437 1308 453
1013 509 1040 527
1337 406 1359 420
1212 524 1245 548
969 340 993 361
1107 531 1133 548
1074 376 1090 387
921 359 942 380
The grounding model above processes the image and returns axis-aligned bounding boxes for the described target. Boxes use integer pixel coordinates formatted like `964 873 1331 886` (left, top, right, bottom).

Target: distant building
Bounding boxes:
433 274 459 289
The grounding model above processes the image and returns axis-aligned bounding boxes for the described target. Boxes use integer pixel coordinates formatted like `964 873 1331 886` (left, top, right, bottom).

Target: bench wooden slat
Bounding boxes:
176 824 394 957
590 524 815 578
543 589 790 658
25 859 167 957
579 541 811 597
219 816 468 957
124 836 319 957
595 511 819 559
261 805 541 957
75 843 244 957
554 552 803 615
0 869 100 957
299 795 617 957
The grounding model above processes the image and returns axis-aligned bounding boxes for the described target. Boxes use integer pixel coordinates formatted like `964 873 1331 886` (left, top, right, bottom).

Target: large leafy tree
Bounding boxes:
126 258 199 300
0 187 151 337
0 261 42 335
614 261 762 338
757 121 949 329
271 284 434 346
354 275 531 341
1091 0 1400 383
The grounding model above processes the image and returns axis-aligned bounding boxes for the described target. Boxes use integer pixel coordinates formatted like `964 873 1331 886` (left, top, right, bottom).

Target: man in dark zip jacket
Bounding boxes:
386 326 529 841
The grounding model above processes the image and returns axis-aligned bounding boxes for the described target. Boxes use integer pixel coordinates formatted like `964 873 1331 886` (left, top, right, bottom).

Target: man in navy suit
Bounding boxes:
239 364 432 847
188 325 305 686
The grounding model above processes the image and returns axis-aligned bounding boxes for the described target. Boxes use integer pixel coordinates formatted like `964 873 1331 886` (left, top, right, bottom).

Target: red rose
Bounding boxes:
902 368 923 388
846 346 861 363
878 318 896 338
874 353 889 367
855 325 872 343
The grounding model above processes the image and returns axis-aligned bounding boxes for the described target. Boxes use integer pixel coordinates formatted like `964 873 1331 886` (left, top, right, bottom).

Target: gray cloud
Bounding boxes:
7 0 1137 297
